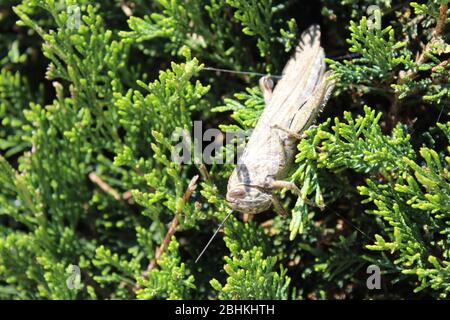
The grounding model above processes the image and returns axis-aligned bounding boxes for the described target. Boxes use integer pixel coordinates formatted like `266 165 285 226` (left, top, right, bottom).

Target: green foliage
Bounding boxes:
361 125 450 296
136 237 196 300
120 0 254 69
212 86 265 131
210 246 291 300
0 0 449 300
226 0 274 59
321 0 394 20
328 15 412 86
0 70 39 157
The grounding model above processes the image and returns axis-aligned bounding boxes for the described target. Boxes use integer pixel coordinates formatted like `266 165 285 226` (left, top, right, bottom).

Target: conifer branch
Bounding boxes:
88 172 122 201
390 2 448 123
434 3 448 36
120 1 133 17
2 0 449 300
138 175 199 289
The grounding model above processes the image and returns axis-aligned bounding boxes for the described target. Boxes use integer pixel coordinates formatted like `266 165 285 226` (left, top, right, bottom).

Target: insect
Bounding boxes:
226 24 335 215
195 25 335 263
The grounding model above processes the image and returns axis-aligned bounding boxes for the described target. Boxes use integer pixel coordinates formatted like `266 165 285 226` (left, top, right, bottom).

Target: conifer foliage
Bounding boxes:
0 0 449 299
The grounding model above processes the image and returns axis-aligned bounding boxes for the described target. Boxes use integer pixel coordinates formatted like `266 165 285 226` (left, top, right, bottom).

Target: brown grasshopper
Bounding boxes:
226 24 335 215
195 25 334 263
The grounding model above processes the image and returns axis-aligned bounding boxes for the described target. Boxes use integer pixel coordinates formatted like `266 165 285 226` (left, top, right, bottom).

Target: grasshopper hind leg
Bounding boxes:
270 123 303 140
271 195 288 217
270 180 325 211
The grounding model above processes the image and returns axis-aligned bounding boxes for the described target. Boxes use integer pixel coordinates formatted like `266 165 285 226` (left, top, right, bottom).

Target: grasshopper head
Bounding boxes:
226 164 273 214
226 185 272 214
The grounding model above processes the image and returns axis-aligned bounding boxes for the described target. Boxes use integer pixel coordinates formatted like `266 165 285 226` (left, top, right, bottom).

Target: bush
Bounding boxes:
0 0 449 299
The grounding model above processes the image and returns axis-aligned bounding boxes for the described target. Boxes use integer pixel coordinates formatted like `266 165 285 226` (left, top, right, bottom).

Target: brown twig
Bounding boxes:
88 172 122 201
260 219 274 229
198 164 211 182
122 190 134 202
148 175 199 272
146 216 179 272
389 3 448 123
120 0 133 17
432 56 450 72
135 175 199 290
88 172 139 205
408 3 447 74
434 3 448 37
89 172 135 204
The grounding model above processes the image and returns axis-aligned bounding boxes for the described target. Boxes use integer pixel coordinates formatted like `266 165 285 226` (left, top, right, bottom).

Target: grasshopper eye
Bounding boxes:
227 188 246 199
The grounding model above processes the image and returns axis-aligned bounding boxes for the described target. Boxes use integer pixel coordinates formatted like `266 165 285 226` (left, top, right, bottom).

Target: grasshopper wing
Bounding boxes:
263 24 334 134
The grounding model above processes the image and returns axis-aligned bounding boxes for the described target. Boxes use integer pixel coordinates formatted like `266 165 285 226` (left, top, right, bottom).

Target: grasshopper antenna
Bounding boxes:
195 210 233 263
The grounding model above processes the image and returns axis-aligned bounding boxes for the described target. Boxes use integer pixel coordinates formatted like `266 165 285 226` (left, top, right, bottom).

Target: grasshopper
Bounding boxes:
226 24 335 215
195 25 335 263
